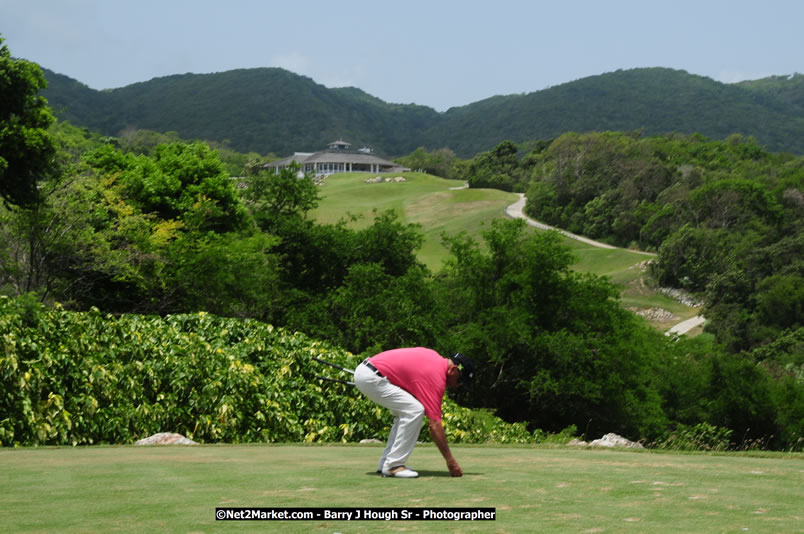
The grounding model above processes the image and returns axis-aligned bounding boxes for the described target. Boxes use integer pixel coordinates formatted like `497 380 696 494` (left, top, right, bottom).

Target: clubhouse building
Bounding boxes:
265 140 407 176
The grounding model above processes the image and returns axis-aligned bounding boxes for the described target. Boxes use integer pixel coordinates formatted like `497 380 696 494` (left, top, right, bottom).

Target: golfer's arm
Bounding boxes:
428 419 455 462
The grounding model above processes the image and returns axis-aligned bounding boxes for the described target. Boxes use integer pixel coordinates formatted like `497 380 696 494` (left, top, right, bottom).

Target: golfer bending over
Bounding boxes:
354 347 474 478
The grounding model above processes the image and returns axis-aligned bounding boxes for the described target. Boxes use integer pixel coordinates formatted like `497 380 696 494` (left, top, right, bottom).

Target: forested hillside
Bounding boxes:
470 133 803 356
737 74 804 115
40 67 804 158
41 68 440 158
426 69 804 156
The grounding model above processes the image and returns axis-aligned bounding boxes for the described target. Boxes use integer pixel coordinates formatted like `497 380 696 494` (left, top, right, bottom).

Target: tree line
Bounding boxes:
394 135 802 449
2 39 802 449
440 132 802 358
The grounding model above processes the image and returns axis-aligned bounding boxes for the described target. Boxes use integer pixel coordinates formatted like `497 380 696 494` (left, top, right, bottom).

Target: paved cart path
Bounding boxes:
664 315 706 336
505 194 656 255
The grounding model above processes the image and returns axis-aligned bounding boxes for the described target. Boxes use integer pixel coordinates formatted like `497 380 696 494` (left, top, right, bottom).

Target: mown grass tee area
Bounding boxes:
2 445 801 533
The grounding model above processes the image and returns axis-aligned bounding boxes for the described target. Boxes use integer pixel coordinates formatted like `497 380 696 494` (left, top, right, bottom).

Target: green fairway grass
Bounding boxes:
310 172 648 278
309 172 519 272
310 172 699 331
2 445 801 533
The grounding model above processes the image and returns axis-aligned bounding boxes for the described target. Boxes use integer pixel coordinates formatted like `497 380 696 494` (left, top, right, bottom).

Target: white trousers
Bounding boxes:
354 363 425 472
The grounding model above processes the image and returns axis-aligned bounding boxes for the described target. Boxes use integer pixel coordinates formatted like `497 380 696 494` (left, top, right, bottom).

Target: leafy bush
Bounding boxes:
0 296 537 446
442 405 535 444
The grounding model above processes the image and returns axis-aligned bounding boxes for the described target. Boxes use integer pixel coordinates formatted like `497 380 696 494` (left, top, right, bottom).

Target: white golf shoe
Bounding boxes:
381 466 419 478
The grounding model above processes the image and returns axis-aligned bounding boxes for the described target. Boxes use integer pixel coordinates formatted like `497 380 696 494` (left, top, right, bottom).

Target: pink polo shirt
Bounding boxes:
368 347 450 422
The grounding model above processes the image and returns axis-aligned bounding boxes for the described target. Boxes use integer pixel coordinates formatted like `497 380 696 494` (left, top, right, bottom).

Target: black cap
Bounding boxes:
451 353 474 387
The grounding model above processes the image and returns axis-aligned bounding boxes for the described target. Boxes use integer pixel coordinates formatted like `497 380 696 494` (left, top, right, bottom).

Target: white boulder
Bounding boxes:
135 432 198 445
568 433 644 448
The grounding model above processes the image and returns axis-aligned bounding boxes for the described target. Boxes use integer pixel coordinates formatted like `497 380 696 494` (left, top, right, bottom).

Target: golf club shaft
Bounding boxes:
312 356 355 375
315 375 355 385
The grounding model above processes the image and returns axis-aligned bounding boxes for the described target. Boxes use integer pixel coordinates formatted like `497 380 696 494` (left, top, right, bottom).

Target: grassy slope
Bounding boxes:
310 172 699 331
309 172 518 272
2 445 801 533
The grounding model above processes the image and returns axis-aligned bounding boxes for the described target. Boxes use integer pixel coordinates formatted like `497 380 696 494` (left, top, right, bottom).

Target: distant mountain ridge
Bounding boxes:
40 67 804 157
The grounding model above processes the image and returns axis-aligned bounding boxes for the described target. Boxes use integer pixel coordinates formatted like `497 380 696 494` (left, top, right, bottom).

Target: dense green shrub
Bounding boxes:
0 296 541 446
436 218 669 441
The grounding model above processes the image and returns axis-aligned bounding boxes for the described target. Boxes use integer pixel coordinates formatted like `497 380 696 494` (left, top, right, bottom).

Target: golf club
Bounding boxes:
314 375 355 386
312 356 356 386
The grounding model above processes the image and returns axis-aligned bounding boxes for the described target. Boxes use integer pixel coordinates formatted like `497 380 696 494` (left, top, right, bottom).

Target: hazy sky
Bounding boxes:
2 0 802 111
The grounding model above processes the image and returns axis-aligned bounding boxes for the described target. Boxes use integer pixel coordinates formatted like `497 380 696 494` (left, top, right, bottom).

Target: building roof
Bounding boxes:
328 139 351 149
268 142 399 168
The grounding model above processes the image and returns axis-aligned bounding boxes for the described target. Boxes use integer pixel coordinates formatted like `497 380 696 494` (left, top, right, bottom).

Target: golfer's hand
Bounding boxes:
447 458 463 477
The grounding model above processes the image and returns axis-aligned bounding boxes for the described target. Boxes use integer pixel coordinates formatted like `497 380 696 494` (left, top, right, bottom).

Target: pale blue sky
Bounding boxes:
2 0 802 111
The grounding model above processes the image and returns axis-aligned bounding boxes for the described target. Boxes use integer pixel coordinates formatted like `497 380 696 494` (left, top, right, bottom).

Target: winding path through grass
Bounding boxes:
505 194 655 255
505 193 704 335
